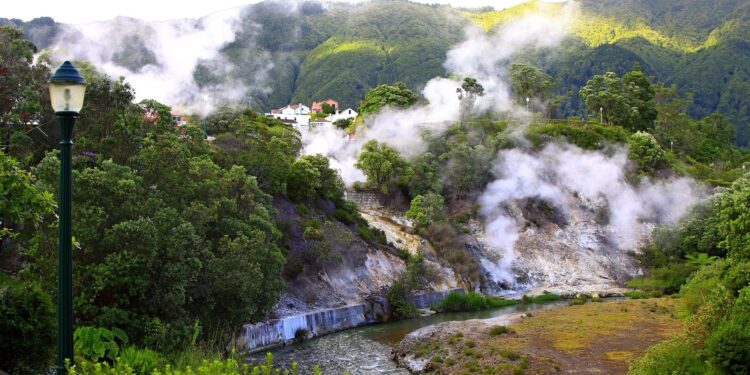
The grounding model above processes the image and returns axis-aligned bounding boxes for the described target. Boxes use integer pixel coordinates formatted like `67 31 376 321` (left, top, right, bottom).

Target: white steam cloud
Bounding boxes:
478 144 704 284
46 9 253 115
301 2 579 184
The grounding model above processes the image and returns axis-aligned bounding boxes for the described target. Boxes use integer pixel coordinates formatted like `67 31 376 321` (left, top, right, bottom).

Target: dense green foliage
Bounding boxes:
627 174 750 374
578 67 657 131
0 276 55 375
433 291 517 313
0 150 54 240
358 82 418 118
521 292 561 304
355 140 411 195
0 24 366 370
405 193 447 228
628 131 665 174
67 350 304 375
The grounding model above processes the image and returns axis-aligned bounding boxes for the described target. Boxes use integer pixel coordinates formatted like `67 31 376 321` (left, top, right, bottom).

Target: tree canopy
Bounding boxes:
359 82 418 117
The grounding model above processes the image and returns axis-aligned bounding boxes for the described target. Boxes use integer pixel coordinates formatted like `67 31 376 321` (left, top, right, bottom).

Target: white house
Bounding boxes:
326 108 358 123
267 103 311 126
277 103 310 116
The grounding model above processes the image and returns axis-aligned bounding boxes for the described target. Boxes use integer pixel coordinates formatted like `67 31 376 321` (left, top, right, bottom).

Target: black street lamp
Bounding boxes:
49 60 86 375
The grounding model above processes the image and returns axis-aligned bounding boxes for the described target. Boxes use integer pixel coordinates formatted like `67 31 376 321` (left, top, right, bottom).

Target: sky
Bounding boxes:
5 0 536 24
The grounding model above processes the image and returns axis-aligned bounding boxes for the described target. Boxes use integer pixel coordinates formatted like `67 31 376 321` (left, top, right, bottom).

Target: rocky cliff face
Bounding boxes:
467 198 643 297
273 193 459 318
273 190 645 319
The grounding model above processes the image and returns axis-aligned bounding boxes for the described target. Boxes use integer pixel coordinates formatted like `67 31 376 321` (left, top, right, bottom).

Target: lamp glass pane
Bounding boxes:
49 83 86 113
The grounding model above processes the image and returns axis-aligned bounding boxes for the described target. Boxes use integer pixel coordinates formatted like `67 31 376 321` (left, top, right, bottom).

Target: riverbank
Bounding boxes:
393 297 681 374
247 298 577 374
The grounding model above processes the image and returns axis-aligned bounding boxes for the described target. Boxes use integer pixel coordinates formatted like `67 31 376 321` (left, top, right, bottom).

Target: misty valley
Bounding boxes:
2 0 750 374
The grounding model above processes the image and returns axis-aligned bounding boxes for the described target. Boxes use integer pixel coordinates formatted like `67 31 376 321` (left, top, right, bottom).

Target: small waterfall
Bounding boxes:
242 290 463 352
243 304 372 352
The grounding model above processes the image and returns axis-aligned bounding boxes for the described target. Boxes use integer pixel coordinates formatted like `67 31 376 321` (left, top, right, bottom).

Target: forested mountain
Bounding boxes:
4 0 749 143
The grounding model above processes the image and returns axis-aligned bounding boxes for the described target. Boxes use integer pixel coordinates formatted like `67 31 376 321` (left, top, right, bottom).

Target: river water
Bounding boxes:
247 300 572 374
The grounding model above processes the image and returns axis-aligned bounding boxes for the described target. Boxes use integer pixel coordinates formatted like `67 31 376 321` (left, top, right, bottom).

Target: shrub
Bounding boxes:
500 350 521 361
116 346 163 375
521 292 561 304
626 263 695 294
74 326 129 363
527 122 629 150
406 193 447 228
628 339 707 375
433 292 516 312
333 208 357 225
628 132 665 173
705 286 750 374
0 277 55 375
302 226 324 240
386 279 419 319
679 261 725 314
358 224 387 245
624 291 649 299
67 351 299 375
488 325 515 336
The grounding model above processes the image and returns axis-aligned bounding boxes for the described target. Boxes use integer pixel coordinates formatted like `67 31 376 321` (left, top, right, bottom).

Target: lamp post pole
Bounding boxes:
49 61 86 375
56 111 76 375
600 107 603 124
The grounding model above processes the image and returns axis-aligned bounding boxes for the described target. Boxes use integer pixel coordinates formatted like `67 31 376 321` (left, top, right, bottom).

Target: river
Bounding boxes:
247 299 573 374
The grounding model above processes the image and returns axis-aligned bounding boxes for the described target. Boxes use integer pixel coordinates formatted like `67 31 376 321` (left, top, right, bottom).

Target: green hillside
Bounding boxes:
466 0 750 143
290 1 465 109
6 0 750 143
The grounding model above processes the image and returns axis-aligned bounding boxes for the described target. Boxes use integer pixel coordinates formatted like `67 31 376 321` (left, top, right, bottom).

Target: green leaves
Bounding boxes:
355 140 411 195
359 82 418 117
0 151 54 238
628 131 665 174
579 67 657 132
685 253 719 268
74 326 129 363
406 193 447 228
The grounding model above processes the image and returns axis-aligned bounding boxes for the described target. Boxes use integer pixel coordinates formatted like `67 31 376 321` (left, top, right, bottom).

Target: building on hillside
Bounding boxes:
170 108 187 126
326 108 358 123
268 103 311 126
311 99 339 114
271 103 310 116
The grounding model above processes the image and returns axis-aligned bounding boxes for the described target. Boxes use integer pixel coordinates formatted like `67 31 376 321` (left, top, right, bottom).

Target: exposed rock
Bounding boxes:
467 198 643 296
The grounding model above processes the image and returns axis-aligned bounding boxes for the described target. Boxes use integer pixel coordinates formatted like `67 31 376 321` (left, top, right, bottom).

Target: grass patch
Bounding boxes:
624 291 650 299
433 291 518 312
521 292 561 304
569 297 587 306
500 349 521 361
514 299 680 353
488 325 515 336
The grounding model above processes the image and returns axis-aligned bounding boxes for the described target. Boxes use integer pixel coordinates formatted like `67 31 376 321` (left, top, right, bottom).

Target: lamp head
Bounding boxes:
49 61 86 114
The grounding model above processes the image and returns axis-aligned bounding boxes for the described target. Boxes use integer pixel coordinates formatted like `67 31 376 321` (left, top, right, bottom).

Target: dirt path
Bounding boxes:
393 298 682 374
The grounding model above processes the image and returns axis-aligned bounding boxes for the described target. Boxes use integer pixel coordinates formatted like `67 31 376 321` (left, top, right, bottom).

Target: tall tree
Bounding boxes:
0 26 51 164
510 63 556 110
359 82 418 117
456 77 484 121
579 66 657 131
355 140 411 195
